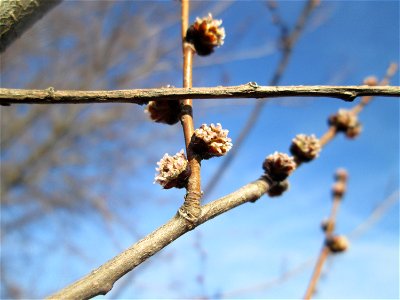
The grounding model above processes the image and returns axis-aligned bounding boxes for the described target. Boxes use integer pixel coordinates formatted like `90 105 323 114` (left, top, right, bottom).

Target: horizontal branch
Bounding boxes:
47 178 270 299
1 84 399 106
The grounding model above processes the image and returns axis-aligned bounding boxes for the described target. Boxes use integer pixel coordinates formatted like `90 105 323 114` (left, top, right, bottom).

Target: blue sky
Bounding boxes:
1 1 399 299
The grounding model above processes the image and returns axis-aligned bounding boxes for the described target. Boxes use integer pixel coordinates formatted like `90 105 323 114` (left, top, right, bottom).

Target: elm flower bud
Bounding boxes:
268 180 290 197
332 182 346 198
345 122 362 139
145 99 180 125
325 235 349 253
154 150 191 189
328 109 360 134
262 152 296 182
190 123 232 160
290 134 321 162
185 13 225 56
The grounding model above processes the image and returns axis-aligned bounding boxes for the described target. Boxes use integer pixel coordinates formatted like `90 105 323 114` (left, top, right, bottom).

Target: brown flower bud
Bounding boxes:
328 109 358 132
154 150 191 189
290 134 321 162
190 123 232 160
268 180 290 197
345 122 362 139
262 152 296 181
145 100 180 125
325 235 349 253
332 182 346 198
185 13 225 56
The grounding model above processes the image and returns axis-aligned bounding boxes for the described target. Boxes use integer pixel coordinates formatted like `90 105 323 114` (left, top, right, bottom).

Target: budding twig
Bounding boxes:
178 0 202 223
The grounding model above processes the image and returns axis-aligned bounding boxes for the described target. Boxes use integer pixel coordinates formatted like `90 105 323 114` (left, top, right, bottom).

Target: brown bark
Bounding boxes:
0 85 398 105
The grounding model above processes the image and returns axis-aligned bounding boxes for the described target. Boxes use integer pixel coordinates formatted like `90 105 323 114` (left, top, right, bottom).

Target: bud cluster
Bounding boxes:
262 152 296 182
154 150 191 189
290 134 321 163
185 13 225 56
190 123 232 160
325 235 349 253
328 109 362 139
145 100 180 125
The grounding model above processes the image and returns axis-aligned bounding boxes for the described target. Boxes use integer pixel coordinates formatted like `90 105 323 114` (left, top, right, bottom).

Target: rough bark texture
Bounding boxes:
47 178 270 300
0 0 62 52
0 85 398 105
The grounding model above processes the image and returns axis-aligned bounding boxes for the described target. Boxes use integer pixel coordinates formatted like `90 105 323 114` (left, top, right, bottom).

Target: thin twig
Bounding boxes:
0 85 398 106
304 170 347 299
178 0 202 223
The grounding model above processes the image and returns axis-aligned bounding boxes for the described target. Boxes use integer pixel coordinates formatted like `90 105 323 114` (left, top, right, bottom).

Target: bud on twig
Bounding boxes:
328 109 362 139
154 150 191 189
185 13 225 56
190 123 232 160
145 100 180 125
262 152 296 181
325 235 349 253
290 134 321 162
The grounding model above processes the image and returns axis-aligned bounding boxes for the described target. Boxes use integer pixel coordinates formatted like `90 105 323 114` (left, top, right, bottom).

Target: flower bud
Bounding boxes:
154 150 191 189
145 100 180 125
290 134 321 162
190 123 232 160
328 109 358 131
325 235 349 253
345 122 362 139
185 13 225 56
262 152 296 181
332 182 346 198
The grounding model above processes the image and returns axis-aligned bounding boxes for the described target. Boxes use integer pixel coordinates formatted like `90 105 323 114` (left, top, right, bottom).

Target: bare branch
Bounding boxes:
0 0 62 52
0 85 398 105
47 178 270 300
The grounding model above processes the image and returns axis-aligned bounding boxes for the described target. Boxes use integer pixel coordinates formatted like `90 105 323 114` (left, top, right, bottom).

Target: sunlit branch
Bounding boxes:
0 85 398 105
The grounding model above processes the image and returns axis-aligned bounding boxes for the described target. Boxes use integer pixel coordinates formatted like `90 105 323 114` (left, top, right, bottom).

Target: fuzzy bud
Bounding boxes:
268 180 290 197
325 235 349 253
332 182 346 198
185 13 225 56
145 100 180 125
154 150 191 189
328 109 358 132
345 122 362 139
262 152 296 181
190 123 232 159
290 134 321 162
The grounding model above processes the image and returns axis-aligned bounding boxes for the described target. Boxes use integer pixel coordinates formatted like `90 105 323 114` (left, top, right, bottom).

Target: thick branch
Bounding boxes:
47 178 270 300
0 0 62 53
1 85 398 105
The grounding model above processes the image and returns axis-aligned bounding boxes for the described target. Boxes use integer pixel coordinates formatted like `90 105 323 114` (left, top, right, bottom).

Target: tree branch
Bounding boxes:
1 85 398 105
0 0 62 53
47 178 270 300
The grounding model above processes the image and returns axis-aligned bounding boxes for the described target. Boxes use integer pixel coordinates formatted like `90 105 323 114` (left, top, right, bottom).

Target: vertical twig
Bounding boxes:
179 0 202 223
303 170 347 299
